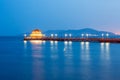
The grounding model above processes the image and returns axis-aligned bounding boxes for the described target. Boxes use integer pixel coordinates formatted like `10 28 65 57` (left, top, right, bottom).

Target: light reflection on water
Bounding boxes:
23 41 113 80
30 40 43 45
81 42 90 61
2 37 120 80
24 41 27 56
42 40 46 45
29 40 45 80
24 40 27 44
30 40 43 58
50 41 58 59
101 42 110 60
100 43 111 80
63 41 74 78
24 41 27 48
64 41 73 57
64 41 73 63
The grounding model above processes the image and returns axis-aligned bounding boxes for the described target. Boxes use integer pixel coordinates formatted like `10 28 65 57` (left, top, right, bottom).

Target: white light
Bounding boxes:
106 33 109 37
55 34 58 37
65 34 68 37
69 41 72 45
24 40 27 44
69 34 72 37
85 42 89 50
81 42 84 50
50 41 54 44
101 42 104 46
102 34 104 36
81 34 84 37
101 43 104 52
55 41 58 44
86 42 89 45
64 41 68 45
106 42 110 46
51 34 54 37
81 42 84 45
42 41 46 44
86 34 89 37
24 34 27 37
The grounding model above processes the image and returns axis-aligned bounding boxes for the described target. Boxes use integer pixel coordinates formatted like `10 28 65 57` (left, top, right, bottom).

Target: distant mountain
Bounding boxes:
43 28 116 37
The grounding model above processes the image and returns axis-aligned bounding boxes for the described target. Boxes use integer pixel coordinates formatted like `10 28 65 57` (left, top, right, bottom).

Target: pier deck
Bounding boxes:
24 37 120 43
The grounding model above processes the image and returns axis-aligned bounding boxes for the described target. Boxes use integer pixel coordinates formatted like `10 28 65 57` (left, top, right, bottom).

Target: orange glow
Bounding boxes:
30 29 43 38
30 40 42 44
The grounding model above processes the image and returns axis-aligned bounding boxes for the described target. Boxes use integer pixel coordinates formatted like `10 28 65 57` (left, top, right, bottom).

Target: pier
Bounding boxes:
24 29 120 43
24 37 120 43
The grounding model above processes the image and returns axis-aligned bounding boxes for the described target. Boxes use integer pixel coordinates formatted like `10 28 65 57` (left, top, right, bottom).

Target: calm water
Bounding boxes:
0 37 120 80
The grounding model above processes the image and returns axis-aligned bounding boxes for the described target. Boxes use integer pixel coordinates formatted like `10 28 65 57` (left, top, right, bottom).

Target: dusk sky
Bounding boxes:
0 0 120 36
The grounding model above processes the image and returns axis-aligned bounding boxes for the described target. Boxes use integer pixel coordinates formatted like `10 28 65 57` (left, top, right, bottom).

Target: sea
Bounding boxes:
0 37 120 80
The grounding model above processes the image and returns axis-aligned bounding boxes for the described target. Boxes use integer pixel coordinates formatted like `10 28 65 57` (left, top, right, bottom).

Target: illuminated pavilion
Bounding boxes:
30 29 43 38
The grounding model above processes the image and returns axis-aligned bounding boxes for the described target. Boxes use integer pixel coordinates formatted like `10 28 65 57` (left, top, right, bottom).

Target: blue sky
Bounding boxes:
0 0 120 35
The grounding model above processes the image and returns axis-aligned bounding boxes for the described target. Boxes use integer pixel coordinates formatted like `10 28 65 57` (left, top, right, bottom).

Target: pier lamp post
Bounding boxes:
69 34 72 38
106 33 109 38
81 34 84 38
51 34 54 38
86 34 89 38
65 34 68 38
102 34 104 38
55 34 58 38
24 34 27 37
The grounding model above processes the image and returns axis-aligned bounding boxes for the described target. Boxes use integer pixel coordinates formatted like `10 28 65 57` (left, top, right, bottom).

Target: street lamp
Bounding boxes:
24 34 27 37
86 34 89 38
55 34 58 37
65 34 68 38
81 34 84 38
51 34 54 37
102 34 104 38
69 34 72 37
106 33 109 38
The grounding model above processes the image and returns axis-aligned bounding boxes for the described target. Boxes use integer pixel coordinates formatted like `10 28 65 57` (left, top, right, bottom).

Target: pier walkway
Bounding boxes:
24 37 120 43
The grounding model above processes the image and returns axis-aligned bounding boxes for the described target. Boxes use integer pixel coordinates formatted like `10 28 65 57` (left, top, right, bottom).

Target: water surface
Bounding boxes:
0 37 120 80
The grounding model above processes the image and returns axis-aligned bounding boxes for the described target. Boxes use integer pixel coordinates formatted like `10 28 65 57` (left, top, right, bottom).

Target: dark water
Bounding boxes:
0 37 120 80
